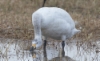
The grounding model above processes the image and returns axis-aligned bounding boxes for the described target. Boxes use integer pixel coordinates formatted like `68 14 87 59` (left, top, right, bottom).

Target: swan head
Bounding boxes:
30 39 43 51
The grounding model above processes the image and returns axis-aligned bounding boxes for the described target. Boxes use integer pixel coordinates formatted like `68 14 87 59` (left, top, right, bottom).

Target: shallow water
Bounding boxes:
0 38 100 61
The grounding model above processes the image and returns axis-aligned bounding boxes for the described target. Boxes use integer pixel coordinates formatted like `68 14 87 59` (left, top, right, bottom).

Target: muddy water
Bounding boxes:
0 38 100 61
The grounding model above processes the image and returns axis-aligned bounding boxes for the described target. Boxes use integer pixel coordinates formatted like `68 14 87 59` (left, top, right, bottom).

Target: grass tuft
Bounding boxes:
0 0 100 40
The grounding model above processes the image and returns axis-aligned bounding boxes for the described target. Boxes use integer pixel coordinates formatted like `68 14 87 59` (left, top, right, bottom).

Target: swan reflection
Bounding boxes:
31 41 75 61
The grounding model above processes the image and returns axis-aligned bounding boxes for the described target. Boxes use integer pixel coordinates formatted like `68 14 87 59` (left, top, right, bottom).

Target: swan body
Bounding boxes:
32 7 80 49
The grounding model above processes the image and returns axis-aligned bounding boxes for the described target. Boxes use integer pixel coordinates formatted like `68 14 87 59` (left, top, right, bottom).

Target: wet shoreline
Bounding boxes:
0 38 100 61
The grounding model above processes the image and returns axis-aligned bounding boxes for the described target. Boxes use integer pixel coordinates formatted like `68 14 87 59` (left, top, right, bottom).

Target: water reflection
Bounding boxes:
31 47 75 61
0 38 100 61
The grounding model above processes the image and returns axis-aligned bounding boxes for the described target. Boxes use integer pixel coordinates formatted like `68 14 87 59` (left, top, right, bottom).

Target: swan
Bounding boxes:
30 7 80 57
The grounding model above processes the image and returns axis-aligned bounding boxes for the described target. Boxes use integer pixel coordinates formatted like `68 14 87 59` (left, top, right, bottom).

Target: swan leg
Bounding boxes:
62 41 65 57
61 35 66 57
42 0 46 7
43 40 47 57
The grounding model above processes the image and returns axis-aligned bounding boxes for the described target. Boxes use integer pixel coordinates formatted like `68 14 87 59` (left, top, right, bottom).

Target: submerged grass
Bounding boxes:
0 0 100 40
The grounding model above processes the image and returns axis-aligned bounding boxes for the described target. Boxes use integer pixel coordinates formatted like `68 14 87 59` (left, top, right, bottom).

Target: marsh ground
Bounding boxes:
0 38 100 61
0 0 100 40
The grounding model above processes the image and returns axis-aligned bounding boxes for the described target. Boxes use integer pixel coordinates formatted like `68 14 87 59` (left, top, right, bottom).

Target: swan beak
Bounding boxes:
32 44 36 49
30 44 36 52
33 53 36 58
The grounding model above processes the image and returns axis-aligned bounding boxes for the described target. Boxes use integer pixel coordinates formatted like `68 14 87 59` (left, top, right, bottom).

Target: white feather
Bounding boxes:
32 7 80 48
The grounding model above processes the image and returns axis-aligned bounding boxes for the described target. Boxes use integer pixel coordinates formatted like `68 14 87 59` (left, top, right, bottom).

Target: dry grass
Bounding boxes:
0 0 100 40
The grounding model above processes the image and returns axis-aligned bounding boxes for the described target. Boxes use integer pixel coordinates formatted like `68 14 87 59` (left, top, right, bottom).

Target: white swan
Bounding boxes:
31 7 80 57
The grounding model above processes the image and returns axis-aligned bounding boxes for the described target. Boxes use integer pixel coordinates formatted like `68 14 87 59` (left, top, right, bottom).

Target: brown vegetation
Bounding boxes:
0 0 100 40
